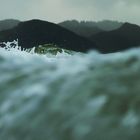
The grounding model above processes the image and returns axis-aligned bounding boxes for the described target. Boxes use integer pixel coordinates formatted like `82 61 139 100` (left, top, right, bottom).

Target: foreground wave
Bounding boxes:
0 47 140 140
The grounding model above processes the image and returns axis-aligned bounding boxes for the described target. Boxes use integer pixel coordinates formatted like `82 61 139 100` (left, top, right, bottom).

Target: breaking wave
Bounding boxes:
0 42 140 140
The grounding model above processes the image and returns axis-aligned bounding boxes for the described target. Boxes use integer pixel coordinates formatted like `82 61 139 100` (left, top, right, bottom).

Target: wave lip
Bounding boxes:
0 47 140 140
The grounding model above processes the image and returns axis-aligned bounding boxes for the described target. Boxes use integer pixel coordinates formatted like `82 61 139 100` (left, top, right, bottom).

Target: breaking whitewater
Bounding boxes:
0 41 140 140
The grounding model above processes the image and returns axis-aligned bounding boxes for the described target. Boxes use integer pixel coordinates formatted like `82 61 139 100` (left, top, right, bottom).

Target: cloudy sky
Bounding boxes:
0 0 140 24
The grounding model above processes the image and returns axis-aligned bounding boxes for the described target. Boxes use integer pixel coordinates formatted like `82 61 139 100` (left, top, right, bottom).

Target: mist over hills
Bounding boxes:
59 20 123 37
59 20 103 37
0 19 20 32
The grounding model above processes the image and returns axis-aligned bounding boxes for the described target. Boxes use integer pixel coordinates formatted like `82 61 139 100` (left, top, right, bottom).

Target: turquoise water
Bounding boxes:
0 44 140 140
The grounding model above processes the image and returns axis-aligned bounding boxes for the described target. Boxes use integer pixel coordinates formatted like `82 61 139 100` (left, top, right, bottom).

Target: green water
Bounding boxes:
0 47 140 140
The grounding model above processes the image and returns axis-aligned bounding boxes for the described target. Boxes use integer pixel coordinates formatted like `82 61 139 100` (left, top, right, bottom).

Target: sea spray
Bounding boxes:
0 43 140 140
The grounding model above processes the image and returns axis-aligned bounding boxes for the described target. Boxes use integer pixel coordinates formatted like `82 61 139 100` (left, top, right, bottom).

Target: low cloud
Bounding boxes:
0 0 140 24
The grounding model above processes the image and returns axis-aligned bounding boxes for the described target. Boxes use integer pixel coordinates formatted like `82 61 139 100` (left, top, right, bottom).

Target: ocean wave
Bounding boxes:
0 45 140 140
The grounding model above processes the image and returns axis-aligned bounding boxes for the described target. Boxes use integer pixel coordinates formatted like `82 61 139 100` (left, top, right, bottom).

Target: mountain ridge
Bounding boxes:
0 19 97 52
0 19 140 53
59 20 123 37
90 22 140 53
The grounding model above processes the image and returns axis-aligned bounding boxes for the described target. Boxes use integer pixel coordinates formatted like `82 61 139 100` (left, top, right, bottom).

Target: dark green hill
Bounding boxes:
90 23 140 53
0 19 97 52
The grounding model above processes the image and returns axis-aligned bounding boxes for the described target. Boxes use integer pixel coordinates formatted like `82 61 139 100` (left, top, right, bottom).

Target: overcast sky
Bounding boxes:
0 0 140 24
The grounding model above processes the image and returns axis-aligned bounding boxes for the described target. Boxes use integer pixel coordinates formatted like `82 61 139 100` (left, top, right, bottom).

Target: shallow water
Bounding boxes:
0 45 140 140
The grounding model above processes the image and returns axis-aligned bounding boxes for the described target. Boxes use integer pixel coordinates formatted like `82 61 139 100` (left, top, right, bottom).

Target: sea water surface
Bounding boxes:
0 42 140 140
